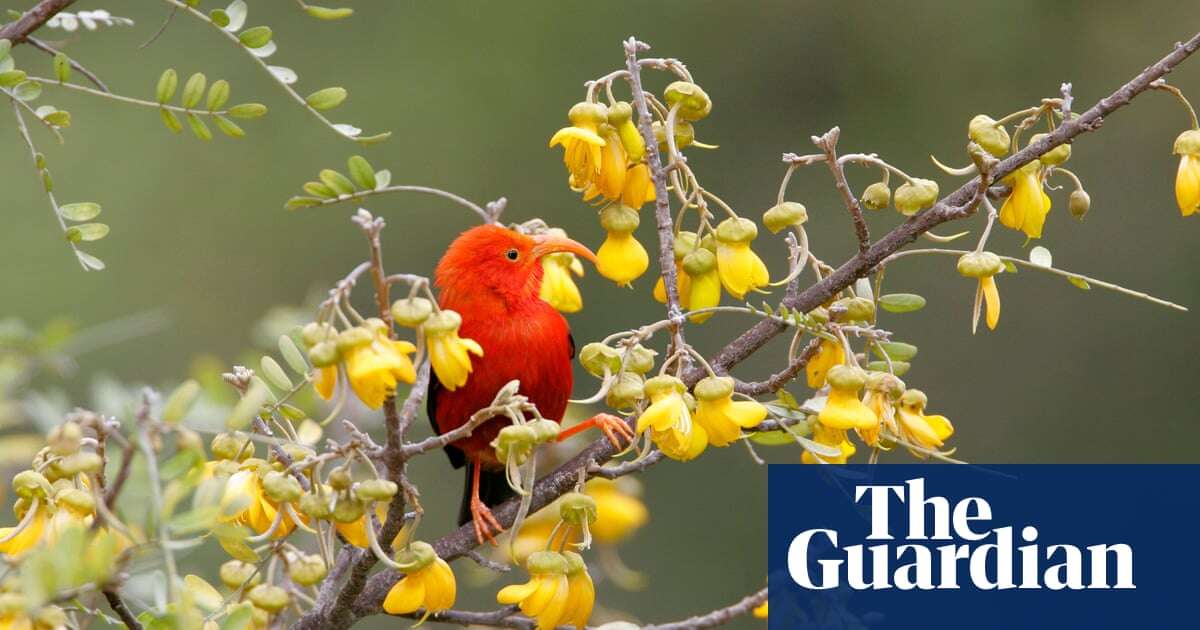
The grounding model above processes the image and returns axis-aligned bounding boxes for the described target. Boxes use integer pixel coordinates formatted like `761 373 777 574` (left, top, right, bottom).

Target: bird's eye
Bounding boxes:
505 248 519 261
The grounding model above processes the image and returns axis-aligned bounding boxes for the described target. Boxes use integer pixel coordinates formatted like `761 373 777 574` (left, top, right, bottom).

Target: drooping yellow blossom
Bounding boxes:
636 375 707 461
593 125 628 200
221 466 279 535
998 160 1052 239
681 248 720 323
423 309 484 391
560 551 595 629
715 218 770 299
653 232 698 308
753 601 769 619
0 499 49 558
1173 129 1200 216
340 321 417 409
585 478 648 545
550 102 608 183
957 251 1005 333
44 488 96 542
692 376 767 447
860 372 904 447
540 251 585 313
382 541 457 617
801 424 857 465
333 503 390 548
312 365 338 400
497 551 573 630
596 205 649 286
621 163 656 209
817 366 878 431
896 389 954 452
806 338 846 389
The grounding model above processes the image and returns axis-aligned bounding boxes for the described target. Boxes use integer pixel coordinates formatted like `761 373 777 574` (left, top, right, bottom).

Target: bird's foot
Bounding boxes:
470 497 504 546
558 412 636 451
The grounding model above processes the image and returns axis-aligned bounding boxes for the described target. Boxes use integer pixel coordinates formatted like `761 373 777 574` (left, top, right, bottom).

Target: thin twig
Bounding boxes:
813 127 871 253
103 589 144 630
0 0 77 44
26 37 110 91
642 587 767 630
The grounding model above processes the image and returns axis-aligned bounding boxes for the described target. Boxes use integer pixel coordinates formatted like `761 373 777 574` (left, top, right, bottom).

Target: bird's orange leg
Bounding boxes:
557 413 636 450
469 460 504 546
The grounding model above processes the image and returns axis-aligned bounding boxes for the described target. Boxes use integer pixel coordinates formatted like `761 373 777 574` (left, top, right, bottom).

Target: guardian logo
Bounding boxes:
767 465 1199 629
787 478 1134 591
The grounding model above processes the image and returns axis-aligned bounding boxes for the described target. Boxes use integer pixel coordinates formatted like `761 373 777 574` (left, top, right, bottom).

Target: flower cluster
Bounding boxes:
497 550 595 630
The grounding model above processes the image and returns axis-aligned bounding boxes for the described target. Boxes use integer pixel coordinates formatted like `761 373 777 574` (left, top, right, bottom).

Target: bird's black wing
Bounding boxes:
568 332 575 360
425 377 466 469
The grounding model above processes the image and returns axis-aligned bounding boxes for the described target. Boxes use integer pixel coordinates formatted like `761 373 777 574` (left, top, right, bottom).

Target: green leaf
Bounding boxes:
13 80 40 101
305 6 354 20
260 356 293 390
181 72 206 108
1067 275 1091 290
162 379 201 424
42 109 70 127
776 389 800 410
206 79 230 111
0 39 11 60
159 449 203 481
214 115 245 138
346 155 376 190
65 223 109 243
209 9 230 28
750 430 799 446
52 52 70 82
305 86 347 110
1002 260 1018 274
354 131 393 145
319 169 355 195
279 404 306 422
0 69 23 87
303 181 337 198
278 334 309 374
75 250 106 271
160 108 183 133
878 293 926 313
285 196 323 210
871 341 918 362
238 26 273 49
156 68 178 104
186 113 212 141
220 603 254 630
227 102 267 118
58 202 101 221
866 360 910 376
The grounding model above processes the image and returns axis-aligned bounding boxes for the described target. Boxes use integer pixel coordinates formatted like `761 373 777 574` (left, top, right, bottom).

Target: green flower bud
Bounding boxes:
833 297 876 323
956 251 1004 278
55 487 95 514
247 584 290 613
332 496 364 523
673 231 699 261
568 102 608 126
693 376 735 402
900 388 928 409
893 178 940 216
715 217 758 244
663 81 712 121
47 422 82 456
288 554 327 586
968 114 1011 156
308 340 340 368
176 428 203 452
301 322 335 348
599 204 640 233
681 248 716 276
1069 189 1091 220
394 540 437 572
391 297 434 328
607 101 632 125
579 342 622 377
826 365 866 391
559 492 598 525
336 326 373 352
57 452 102 476
354 479 399 502
528 418 561 443
526 550 569 575
861 182 891 210
262 471 303 503
1029 133 1071 165
328 467 353 491
610 101 645 162
421 309 462 334
492 424 538 465
13 470 50 499
762 202 808 233
298 492 332 519
1174 129 1200 155
652 120 694 149
625 345 657 375
866 371 906 398
643 374 686 398
211 432 253 461
219 560 262 589
606 372 645 410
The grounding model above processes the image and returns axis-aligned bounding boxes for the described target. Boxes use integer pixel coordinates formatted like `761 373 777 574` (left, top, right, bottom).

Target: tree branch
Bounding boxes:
642 587 767 630
0 0 76 44
26 36 109 92
734 337 821 396
813 128 870 253
103 589 144 630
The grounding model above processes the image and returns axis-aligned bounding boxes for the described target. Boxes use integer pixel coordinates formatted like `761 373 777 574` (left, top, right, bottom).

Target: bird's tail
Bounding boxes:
458 461 517 526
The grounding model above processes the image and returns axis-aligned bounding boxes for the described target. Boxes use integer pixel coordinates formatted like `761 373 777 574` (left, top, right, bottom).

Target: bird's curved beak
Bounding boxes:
531 233 597 263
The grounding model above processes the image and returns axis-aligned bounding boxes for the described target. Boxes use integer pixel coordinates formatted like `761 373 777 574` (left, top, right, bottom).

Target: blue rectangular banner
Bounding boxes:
767 465 1199 628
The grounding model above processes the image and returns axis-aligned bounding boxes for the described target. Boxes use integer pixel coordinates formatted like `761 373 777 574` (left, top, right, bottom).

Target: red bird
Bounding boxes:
429 225 634 544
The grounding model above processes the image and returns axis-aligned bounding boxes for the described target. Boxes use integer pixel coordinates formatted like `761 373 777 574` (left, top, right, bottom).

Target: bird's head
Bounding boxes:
435 224 596 306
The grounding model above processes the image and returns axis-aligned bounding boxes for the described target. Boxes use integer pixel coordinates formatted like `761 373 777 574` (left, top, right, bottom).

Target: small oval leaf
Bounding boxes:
59 202 101 221
865 360 910 376
226 103 267 118
206 79 230 111
260 356 293 390
65 223 109 242
278 334 308 374
871 341 918 362
878 293 926 313
156 68 178 104
163 379 201 425
305 87 347 111
181 72 206 108
346 155 376 190
237 25 272 49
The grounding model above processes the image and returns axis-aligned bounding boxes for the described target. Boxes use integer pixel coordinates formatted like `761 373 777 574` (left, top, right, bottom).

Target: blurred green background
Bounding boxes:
2 1 1199 626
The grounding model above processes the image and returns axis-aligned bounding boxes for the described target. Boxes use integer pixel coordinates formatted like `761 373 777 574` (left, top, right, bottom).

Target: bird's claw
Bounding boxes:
593 413 636 451
470 498 504 546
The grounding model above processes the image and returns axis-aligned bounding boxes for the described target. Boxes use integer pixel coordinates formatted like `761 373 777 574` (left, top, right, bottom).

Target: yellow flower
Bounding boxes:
753 601 768 619
424 310 484 391
817 366 878 431
621 163 656 210
979 275 1001 331
635 375 707 461
560 552 595 629
383 541 457 617
715 218 769 299
998 160 1052 239
497 551 572 630
549 102 608 183
596 205 649 286
681 249 720 323
859 372 903 447
343 326 417 410
957 251 1005 333
801 424 857 464
585 478 648 545
805 339 845 389
692 376 767 447
594 125 628 200
540 251 585 313
1173 129 1200 216
896 389 954 452
221 467 278 535
0 500 49 558
313 365 338 401
653 265 692 309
